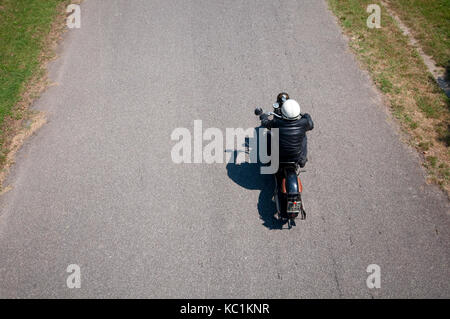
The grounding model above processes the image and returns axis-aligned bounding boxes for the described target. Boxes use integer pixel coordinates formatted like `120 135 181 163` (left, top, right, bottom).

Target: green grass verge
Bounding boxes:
327 0 450 193
0 0 69 164
385 0 450 77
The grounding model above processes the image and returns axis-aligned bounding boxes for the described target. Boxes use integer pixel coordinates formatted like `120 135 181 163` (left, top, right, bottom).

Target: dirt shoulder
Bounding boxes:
327 0 450 196
0 0 79 191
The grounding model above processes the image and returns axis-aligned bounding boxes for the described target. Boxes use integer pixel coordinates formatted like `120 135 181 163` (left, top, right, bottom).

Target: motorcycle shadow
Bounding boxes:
226 149 287 230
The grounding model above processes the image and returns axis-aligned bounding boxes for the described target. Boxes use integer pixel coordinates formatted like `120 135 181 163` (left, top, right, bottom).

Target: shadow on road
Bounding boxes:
226 137 287 230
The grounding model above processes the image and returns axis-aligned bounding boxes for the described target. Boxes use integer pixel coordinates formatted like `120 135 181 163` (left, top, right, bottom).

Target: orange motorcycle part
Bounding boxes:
281 177 303 193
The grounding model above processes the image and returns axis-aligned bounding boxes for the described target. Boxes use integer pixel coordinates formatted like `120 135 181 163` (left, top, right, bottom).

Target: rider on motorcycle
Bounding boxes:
259 92 314 168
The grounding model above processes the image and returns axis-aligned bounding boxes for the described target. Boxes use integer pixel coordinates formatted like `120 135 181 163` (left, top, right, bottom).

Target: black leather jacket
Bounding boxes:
260 113 314 163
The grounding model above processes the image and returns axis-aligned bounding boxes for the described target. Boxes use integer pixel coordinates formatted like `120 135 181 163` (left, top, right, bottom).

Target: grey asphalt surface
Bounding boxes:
0 0 449 298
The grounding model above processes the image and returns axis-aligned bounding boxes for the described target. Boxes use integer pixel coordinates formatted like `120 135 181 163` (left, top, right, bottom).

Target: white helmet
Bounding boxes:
281 99 301 120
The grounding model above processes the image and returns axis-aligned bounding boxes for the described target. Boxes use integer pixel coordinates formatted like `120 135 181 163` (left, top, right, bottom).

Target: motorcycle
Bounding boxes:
255 104 307 228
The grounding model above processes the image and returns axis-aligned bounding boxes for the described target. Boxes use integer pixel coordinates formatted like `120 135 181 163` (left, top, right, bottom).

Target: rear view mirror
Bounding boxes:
254 108 263 116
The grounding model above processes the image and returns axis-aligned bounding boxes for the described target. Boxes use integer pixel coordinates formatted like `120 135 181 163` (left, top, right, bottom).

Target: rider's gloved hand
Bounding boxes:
259 113 269 121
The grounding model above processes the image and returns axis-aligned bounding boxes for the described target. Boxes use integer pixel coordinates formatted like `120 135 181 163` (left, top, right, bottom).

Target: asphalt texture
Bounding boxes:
0 0 449 298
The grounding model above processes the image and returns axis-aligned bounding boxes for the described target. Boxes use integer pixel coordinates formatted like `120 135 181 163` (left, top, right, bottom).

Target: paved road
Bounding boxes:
1 0 449 298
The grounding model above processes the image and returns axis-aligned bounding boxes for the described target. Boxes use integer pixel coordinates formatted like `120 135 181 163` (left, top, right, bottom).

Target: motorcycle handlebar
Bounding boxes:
254 108 305 119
